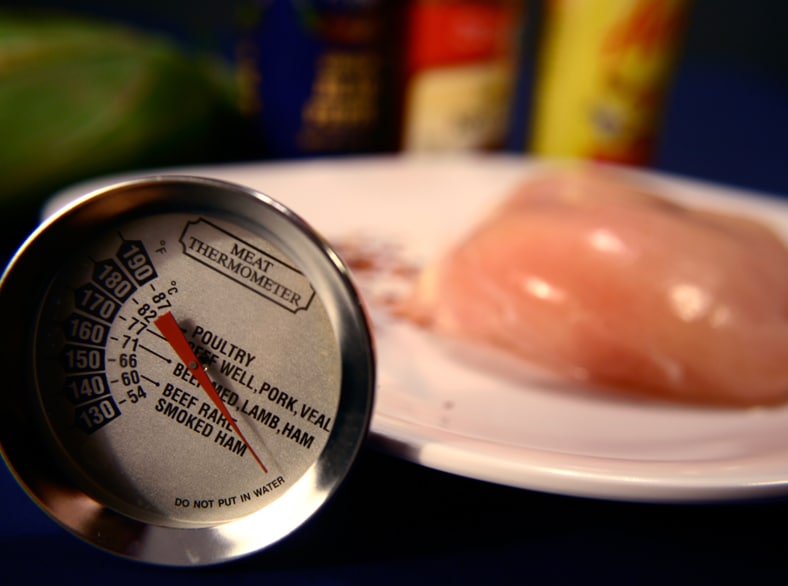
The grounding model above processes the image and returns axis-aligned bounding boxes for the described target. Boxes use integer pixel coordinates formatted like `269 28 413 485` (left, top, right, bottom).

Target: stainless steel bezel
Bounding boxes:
0 176 376 566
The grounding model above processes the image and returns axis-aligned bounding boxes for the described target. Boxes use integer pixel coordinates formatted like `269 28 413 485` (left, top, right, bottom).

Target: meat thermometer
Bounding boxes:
0 176 375 566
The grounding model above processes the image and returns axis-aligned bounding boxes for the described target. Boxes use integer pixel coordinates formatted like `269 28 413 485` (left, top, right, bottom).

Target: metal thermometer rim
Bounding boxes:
0 175 376 566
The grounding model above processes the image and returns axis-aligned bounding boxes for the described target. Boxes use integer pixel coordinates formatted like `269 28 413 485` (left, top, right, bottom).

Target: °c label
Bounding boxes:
179 219 315 313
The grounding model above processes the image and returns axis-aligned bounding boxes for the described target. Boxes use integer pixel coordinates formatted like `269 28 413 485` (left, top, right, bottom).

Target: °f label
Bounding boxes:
179 218 315 313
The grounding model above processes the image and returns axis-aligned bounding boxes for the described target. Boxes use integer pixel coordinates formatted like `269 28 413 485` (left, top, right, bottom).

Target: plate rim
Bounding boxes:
47 155 788 503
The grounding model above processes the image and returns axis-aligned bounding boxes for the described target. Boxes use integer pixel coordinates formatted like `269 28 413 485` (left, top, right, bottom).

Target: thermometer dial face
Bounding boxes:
0 177 375 566
36 212 340 527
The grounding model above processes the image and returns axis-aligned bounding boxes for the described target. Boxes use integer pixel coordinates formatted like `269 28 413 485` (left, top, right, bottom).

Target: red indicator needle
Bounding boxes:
154 311 268 474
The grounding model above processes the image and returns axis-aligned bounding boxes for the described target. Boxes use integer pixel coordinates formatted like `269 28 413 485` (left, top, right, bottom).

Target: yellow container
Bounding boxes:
529 0 690 165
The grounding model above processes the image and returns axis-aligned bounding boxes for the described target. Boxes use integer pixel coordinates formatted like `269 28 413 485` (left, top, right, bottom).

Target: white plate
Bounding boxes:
48 155 788 503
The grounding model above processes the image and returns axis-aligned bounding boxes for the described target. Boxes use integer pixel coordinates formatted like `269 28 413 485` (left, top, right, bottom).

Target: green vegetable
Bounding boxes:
0 11 242 208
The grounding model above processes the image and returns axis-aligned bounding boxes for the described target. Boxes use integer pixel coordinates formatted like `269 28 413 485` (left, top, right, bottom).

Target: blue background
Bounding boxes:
1 0 787 194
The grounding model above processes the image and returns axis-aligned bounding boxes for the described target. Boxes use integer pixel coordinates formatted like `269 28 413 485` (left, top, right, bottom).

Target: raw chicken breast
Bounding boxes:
401 167 788 406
